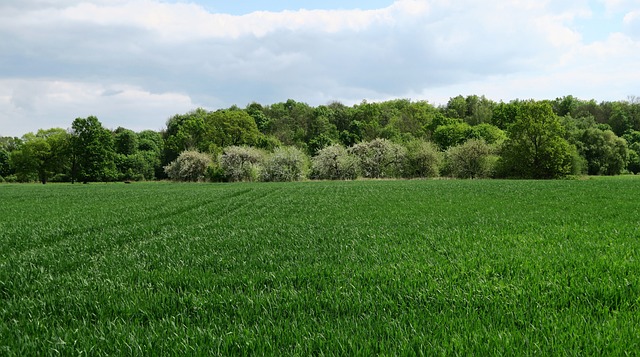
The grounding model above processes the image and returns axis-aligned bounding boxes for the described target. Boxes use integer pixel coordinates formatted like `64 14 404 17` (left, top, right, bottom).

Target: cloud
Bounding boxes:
0 80 195 136
0 0 638 136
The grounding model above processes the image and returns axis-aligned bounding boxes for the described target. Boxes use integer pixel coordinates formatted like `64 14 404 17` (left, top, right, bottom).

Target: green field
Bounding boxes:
1 178 640 355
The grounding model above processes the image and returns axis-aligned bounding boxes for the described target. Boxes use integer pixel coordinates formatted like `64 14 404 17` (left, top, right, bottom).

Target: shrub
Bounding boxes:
403 139 443 178
164 150 212 182
349 138 406 178
444 139 497 179
219 146 264 182
260 146 308 182
311 144 358 180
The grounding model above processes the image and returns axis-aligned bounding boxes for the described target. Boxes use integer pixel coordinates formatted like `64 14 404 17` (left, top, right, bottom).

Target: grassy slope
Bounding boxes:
1 178 639 355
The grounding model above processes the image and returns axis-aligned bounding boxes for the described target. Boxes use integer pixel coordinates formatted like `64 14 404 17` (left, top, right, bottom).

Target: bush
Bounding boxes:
349 138 406 178
403 139 443 178
219 146 264 182
444 139 497 179
628 149 640 174
260 146 308 182
311 144 358 180
164 150 212 182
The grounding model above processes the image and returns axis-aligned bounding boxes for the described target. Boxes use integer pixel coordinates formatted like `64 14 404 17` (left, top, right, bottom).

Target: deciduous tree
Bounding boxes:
499 101 574 178
70 116 116 183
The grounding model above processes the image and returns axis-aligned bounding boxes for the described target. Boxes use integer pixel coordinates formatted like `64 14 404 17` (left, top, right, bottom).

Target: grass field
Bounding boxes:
1 178 640 355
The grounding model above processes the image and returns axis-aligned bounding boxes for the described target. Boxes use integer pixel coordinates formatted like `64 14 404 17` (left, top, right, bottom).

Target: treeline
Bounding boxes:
1 95 639 183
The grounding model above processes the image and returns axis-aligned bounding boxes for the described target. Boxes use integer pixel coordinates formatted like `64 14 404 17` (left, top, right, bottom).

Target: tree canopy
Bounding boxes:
2 95 639 183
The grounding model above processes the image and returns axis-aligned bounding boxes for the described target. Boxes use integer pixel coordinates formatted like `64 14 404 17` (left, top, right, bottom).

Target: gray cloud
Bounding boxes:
0 0 638 137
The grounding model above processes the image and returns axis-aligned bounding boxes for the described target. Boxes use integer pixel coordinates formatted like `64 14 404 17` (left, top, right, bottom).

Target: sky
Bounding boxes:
1 0 639 136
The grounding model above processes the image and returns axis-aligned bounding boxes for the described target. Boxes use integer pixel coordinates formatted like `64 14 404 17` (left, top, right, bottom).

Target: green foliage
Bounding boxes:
311 144 359 180
164 150 212 182
349 138 406 178
433 122 473 149
627 149 640 174
307 133 334 156
113 127 138 156
204 109 262 149
0 148 10 177
163 108 208 163
219 146 264 182
260 146 308 182
470 123 506 145
10 128 71 184
6 97 640 182
9 149 37 182
579 128 628 175
246 102 270 132
491 100 521 129
403 139 443 178
71 116 117 183
444 139 497 178
499 101 575 179
445 95 494 125
254 135 282 151
262 99 316 147
115 152 156 181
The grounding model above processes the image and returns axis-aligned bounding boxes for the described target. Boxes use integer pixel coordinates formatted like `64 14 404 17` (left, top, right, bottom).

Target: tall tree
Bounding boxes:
578 128 628 175
204 109 262 150
499 101 575 179
70 116 116 183
10 129 70 183
163 108 208 164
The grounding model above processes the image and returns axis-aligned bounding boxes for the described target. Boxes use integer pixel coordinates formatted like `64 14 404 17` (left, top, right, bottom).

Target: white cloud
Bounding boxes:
0 0 638 136
0 80 196 136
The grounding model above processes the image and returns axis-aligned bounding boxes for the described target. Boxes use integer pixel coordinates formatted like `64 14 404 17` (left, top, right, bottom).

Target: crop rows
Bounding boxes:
1 178 640 355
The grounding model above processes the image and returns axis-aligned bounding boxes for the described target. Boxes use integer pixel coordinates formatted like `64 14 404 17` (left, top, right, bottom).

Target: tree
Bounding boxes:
403 139 443 178
70 116 116 183
246 102 270 132
163 108 208 164
491 100 521 129
114 127 138 156
260 146 308 182
552 95 579 117
164 150 212 182
349 138 406 178
578 128 628 175
499 101 575 179
204 109 262 150
10 129 70 183
444 139 497 179
0 148 10 178
311 144 359 180
138 130 164 179
470 123 506 145
445 95 467 119
219 146 264 182
433 122 473 150
628 148 640 174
